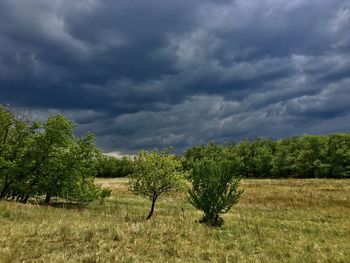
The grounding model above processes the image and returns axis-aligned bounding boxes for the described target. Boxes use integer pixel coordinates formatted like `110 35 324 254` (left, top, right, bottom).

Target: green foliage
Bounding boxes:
0 105 39 200
95 155 134 178
231 138 275 177
188 158 243 226
0 105 109 205
184 134 350 178
98 188 112 203
128 149 187 219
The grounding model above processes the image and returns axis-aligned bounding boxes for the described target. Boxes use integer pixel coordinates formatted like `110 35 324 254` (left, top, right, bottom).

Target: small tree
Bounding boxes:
188 158 244 226
128 149 186 219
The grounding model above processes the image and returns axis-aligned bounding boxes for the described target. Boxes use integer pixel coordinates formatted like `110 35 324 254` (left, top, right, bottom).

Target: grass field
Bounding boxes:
0 178 349 262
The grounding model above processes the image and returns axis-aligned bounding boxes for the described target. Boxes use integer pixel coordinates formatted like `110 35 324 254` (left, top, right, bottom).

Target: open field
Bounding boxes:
0 178 349 262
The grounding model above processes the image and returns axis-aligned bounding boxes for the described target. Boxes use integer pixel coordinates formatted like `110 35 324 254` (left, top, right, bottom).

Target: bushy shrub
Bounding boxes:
188 157 243 226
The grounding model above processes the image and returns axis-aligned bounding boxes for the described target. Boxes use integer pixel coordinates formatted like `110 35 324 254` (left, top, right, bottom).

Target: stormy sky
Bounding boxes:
1 0 350 154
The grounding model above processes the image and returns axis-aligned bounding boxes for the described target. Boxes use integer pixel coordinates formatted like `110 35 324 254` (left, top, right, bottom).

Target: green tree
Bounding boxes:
0 105 38 200
271 137 300 178
232 138 274 178
128 149 187 219
40 133 102 205
188 158 243 227
0 107 110 205
18 114 76 203
183 143 226 172
325 134 350 178
95 155 134 178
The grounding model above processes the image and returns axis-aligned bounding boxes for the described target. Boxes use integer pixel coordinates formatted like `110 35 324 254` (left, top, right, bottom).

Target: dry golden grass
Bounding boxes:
0 178 349 262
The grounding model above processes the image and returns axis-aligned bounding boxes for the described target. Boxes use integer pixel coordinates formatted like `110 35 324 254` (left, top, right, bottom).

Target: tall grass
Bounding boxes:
0 178 349 262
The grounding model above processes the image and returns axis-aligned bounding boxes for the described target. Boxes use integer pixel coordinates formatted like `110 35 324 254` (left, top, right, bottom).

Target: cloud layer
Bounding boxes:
1 0 350 153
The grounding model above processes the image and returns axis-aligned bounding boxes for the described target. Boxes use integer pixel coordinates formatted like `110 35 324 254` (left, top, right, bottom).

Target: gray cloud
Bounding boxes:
1 0 350 153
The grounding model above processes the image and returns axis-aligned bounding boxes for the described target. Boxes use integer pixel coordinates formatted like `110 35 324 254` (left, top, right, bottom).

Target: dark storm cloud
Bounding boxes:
1 0 350 153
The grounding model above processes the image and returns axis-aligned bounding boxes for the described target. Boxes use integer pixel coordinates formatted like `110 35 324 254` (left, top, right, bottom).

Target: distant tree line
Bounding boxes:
184 135 350 179
0 105 110 205
95 134 350 180
95 155 133 178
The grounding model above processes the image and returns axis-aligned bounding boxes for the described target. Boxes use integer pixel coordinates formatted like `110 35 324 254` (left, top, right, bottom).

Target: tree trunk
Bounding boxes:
0 176 9 199
0 185 8 199
22 194 29 204
146 197 157 220
44 193 51 205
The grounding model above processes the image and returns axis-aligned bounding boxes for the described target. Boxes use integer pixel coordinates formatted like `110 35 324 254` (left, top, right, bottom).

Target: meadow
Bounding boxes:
0 178 349 263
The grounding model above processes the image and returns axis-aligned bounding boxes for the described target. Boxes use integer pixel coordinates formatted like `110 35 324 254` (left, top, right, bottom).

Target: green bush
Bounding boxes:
188 158 244 227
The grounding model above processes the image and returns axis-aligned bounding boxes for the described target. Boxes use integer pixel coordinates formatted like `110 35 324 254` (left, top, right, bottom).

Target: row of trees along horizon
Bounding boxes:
1 105 350 225
99 133 350 179
184 134 350 179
